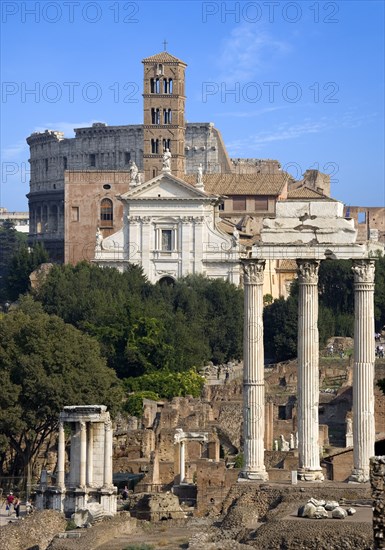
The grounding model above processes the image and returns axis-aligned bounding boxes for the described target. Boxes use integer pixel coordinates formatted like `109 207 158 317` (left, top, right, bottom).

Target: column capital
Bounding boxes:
242 259 265 285
296 259 320 284
352 259 375 284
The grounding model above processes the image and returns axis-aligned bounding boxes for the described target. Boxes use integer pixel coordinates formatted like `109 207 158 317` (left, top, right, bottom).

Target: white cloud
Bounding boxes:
227 119 330 154
214 106 287 118
217 24 290 83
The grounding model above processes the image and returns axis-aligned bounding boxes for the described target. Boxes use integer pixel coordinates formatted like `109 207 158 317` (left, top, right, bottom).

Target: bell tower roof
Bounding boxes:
142 52 187 66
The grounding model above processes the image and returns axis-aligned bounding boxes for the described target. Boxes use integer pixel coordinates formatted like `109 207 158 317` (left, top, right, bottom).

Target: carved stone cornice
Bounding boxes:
297 260 320 284
352 259 375 284
242 260 265 285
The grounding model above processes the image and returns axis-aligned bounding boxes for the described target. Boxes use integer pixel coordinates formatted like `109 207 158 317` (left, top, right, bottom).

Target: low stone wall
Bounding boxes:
371 456 385 549
47 513 137 549
0 510 66 550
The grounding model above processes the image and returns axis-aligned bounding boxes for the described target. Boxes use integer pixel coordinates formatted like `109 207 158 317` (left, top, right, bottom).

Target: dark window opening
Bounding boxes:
278 406 286 420
163 109 172 124
151 139 159 154
90 154 96 167
63 156 68 170
255 198 269 211
151 108 160 124
124 152 131 164
150 78 160 93
163 139 171 151
233 197 246 211
45 159 48 172
103 184 111 190
100 198 113 226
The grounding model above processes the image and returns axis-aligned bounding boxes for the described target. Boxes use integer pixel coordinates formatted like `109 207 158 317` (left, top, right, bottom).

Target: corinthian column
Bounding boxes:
350 259 376 482
240 259 268 480
297 260 323 481
57 421 65 489
103 419 113 488
79 421 87 488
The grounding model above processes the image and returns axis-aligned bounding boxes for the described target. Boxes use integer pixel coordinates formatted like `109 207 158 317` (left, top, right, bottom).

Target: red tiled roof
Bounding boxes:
183 172 289 196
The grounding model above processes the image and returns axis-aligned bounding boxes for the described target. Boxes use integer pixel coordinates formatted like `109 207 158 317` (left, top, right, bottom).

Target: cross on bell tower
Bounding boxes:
142 51 187 181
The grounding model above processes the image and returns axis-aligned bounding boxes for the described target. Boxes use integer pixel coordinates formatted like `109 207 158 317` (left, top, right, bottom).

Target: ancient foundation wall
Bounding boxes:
371 456 385 549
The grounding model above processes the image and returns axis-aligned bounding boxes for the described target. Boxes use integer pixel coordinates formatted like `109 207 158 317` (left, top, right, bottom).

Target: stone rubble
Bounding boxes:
297 497 354 520
370 455 385 549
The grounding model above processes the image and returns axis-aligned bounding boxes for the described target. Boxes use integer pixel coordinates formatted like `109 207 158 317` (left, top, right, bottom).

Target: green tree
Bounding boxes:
263 296 298 362
374 255 385 331
0 296 123 481
124 369 205 400
5 242 49 301
0 221 27 303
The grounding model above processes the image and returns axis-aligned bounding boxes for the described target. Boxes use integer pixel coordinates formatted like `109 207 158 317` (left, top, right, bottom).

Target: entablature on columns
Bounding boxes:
60 405 109 424
246 242 383 261
174 428 209 444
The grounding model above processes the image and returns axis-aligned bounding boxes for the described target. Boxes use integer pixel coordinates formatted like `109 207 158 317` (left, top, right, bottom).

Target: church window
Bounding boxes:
157 63 164 75
161 229 172 251
151 78 160 93
124 152 131 164
163 109 172 124
151 139 159 154
100 198 113 227
90 154 96 167
151 108 160 124
218 202 225 211
163 139 171 151
63 156 68 169
163 78 173 93
233 197 246 211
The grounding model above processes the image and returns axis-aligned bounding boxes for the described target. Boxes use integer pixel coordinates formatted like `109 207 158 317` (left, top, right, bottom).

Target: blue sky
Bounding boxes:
1 0 384 210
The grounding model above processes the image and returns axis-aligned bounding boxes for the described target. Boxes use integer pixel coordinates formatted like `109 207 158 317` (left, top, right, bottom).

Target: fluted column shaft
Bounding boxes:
297 260 323 481
57 421 65 489
241 259 268 480
87 424 94 486
180 441 185 483
350 259 376 482
79 421 87 487
103 420 113 487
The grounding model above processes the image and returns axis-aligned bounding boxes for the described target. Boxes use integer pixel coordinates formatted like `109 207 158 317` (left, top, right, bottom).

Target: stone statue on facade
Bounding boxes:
162 148 171 172
280 434 290 452
129 160 139 184
95 227 103 250
196 163 204 188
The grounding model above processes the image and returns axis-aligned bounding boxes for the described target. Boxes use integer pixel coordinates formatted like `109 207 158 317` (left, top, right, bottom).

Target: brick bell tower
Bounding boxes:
142 50 187 181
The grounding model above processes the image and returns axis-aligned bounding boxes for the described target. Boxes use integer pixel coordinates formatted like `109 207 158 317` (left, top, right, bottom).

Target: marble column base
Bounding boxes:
238 470 269 481
349 468 370 483
297 468 324 482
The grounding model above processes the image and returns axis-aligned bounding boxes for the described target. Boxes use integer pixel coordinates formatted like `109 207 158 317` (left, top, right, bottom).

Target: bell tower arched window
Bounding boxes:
151 108 160 124
100 198 113 227
163 109 172 124
151 139 159 154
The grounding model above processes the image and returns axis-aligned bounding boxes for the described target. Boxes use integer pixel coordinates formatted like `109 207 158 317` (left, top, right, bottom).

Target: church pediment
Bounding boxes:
119 173 215 202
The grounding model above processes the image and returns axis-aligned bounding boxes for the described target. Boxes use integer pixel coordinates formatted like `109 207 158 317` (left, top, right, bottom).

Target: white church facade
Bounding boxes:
94 169 240 285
